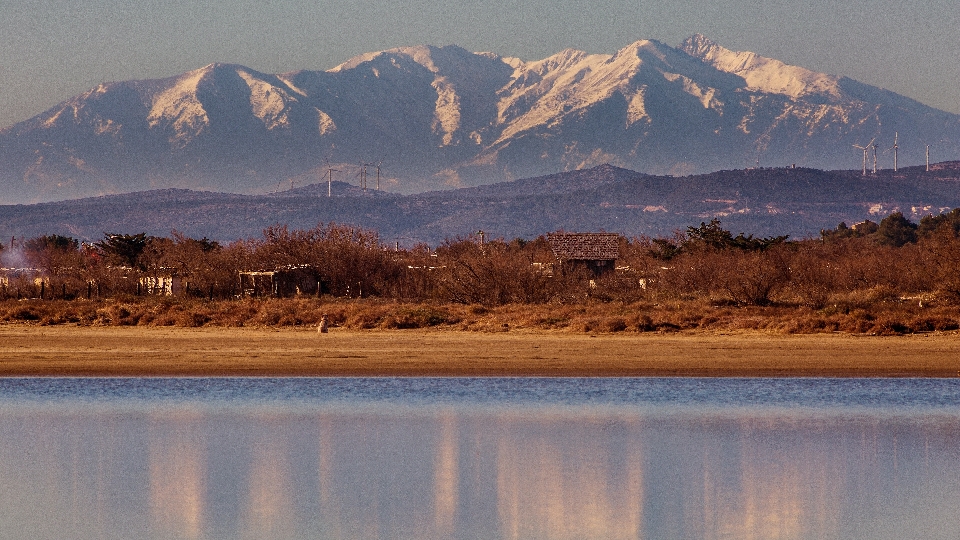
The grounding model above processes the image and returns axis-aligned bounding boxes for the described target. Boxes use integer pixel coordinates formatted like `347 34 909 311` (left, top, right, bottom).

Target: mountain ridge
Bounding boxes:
3 162 960 247
2 36 959 204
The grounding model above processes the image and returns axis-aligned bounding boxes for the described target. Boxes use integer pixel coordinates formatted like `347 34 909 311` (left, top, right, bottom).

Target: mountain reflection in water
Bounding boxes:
0 378 958 540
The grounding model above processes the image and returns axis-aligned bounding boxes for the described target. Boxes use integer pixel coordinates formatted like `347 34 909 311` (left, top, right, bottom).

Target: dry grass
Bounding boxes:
1 294 959 336
3 325 960 377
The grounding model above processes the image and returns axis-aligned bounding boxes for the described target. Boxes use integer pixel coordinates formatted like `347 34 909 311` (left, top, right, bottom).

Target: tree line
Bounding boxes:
3 210 960 308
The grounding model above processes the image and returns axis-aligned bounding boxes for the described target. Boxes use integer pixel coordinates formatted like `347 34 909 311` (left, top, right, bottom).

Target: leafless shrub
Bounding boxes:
433 238 561 305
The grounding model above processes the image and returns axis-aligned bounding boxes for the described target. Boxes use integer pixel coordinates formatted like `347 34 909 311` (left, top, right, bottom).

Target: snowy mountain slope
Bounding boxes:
680 34 842 99
1 36 959 204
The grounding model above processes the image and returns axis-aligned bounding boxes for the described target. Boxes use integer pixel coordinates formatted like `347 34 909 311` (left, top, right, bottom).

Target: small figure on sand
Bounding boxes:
318 314 329 334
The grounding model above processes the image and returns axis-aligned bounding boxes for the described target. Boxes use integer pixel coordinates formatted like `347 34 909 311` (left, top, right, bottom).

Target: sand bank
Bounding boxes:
2 325 959 377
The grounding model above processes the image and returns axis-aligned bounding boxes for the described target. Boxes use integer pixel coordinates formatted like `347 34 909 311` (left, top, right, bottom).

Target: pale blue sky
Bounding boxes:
1 0 958 128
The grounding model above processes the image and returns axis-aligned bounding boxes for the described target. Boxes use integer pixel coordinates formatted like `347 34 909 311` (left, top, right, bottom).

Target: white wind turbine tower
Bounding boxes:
884 132 899 172
328 166 339 198
375 159 384 191
920 138 949 172
853 138 875 176
924 142 947 172
323 159 340 198
356 161 373 191
872 142 879 174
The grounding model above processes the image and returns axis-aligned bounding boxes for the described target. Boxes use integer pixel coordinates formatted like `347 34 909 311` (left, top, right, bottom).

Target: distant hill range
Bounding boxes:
3 163 960 246
2 34 959 204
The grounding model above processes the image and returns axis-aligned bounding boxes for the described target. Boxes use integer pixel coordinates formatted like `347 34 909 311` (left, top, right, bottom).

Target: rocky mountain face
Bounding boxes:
2 35 959 204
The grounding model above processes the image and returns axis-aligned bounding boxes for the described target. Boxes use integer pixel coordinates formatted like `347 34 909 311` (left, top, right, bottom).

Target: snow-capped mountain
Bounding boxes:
1 35 958 204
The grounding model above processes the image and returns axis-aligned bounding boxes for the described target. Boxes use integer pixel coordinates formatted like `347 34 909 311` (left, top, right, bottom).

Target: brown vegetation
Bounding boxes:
4 325 960 377
4 213 960 335
1 290 959 337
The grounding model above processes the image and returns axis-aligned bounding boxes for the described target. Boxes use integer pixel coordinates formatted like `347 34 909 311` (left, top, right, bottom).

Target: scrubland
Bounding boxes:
1 295 959 337
4 212 960 337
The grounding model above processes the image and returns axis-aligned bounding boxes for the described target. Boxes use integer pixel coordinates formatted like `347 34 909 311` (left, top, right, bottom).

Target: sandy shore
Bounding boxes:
1 324 959 377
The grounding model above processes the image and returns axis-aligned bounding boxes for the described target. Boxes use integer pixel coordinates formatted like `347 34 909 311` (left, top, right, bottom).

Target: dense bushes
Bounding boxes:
2 296 958 336
4 212 960 334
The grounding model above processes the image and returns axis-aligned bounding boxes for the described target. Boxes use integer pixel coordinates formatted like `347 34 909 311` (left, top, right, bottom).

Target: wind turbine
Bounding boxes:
361 161 369 191
920 138 950 172
853 138 875 176
884 132 899 172
872 142 879 174
356 161 372 191
322 159 340 198
327 166 339 198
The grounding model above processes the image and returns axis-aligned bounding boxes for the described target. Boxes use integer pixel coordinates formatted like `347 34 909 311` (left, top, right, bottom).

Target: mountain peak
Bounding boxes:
614 38 674 60
196 62 248 75
331 44 482 76
680 34 717 56
680 35 840 99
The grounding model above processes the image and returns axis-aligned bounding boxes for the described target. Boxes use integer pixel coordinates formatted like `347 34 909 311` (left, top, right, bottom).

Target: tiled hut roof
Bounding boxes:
547 233 620 261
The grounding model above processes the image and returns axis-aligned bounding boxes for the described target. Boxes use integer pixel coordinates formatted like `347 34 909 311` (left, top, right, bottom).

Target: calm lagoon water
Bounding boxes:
1 377 959 540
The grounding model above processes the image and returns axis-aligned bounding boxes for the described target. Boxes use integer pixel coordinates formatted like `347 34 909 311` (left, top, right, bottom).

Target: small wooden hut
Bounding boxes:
546 232 620 276
239 265 322 297
139 275 184 296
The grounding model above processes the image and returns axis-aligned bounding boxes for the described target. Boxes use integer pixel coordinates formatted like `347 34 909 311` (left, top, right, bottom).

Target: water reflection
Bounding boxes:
494 416 644 539
149 412 206 539
1 379 959 540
